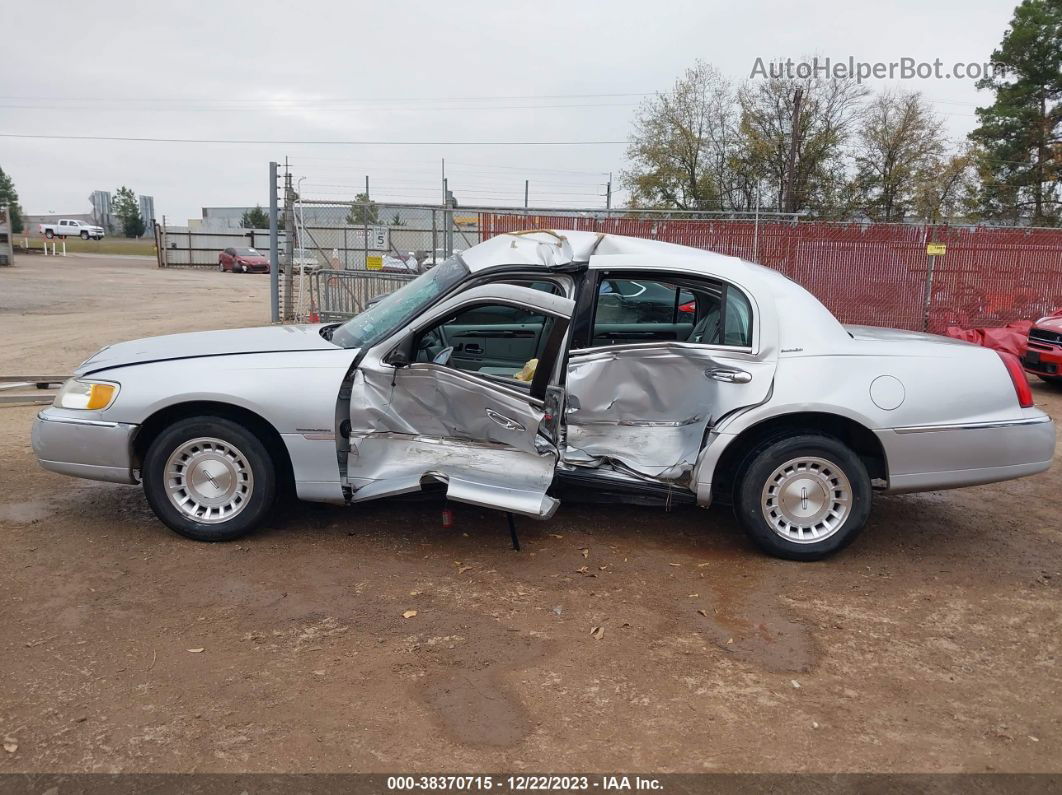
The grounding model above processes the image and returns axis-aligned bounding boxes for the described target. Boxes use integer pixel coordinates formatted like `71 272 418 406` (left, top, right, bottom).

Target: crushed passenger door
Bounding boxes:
346 284 574 518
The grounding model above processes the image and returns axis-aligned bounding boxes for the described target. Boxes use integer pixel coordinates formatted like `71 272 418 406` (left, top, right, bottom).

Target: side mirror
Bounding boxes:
386 337 414 368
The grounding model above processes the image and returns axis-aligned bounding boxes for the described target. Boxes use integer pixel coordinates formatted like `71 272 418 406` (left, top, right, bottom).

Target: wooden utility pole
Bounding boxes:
783 87 804 214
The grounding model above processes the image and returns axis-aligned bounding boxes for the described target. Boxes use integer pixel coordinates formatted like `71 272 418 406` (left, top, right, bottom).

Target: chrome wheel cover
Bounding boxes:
760 456 852 544
164 437 254 524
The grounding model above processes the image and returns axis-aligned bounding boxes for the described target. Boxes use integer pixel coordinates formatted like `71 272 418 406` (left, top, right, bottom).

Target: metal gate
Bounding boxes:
310 269 416 322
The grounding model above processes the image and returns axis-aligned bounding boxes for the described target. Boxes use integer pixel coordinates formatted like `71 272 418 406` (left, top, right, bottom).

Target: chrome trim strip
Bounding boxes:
36 413 121 428
567 415 703 428
893 416 1052 434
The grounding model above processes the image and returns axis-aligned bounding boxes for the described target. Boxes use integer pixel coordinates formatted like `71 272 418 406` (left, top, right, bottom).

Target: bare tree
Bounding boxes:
738 68 868 215
622 61 738 210
853 90 947 221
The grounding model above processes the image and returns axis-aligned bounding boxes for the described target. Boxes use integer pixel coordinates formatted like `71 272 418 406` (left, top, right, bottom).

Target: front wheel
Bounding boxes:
142 416 277 541
80 231 89 240
1036 374 1062 386
734 434 871 561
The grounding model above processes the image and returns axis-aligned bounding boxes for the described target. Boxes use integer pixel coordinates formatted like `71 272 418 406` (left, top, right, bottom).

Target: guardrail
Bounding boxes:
310 269 416 322
0 375 67 406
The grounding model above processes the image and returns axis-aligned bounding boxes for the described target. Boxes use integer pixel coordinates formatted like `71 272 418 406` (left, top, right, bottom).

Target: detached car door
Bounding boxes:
564 265 776 481
346 284 574 518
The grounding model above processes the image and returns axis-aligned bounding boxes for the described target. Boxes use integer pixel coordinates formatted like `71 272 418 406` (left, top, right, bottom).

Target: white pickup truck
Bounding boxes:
39 219 105 240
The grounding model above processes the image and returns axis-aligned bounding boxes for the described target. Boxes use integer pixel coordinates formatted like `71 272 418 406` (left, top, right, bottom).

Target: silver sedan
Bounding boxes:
32 231 1055 560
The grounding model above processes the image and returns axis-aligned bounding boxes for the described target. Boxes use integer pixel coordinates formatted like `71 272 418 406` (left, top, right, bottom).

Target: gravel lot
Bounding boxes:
1 254 1060 773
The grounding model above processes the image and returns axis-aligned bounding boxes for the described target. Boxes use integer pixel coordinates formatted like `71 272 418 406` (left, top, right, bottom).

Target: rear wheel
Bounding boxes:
734 434 871 561
1036 374 1062 385
45 230 54 239
142 416 276 541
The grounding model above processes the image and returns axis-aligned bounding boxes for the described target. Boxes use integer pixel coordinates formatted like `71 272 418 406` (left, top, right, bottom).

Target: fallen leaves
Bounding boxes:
402 610 417 619
590 626 605 640
697 609 709 617
2 737 16 754
186 648 205 654
579 548 589 559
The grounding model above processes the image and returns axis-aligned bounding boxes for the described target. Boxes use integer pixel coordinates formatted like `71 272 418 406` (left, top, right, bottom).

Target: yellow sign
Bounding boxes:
366 255 383 271
926 243 947 256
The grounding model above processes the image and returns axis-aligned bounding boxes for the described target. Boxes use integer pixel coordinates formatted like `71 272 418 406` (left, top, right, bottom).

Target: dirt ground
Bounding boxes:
0 253 1060 774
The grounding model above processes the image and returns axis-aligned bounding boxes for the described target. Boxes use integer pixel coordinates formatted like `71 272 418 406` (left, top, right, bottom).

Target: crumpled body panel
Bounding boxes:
565 344 774 480
347 363 559 516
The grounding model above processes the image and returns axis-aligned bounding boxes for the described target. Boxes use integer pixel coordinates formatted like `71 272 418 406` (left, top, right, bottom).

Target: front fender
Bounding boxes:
93 350 356 502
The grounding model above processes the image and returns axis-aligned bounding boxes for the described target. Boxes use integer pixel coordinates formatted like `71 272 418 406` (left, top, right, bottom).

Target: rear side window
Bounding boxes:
723 287 753 347
587 273 752 349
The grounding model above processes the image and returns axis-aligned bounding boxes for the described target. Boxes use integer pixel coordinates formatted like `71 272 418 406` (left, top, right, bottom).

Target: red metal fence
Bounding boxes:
479 214 1062 333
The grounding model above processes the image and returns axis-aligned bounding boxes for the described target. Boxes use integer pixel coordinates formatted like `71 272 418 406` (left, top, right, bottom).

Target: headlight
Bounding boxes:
54 379 120 410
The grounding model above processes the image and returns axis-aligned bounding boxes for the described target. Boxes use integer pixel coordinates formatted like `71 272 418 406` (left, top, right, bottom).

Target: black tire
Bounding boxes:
80 231 89 240
45 230 54 239
142 416 277 542
734 434 871 561
1036 374 1062 385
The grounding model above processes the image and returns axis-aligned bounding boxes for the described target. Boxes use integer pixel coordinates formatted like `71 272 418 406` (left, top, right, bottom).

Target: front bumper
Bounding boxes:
1023 339 1062 378
877 413 1055 494
32 408 139 485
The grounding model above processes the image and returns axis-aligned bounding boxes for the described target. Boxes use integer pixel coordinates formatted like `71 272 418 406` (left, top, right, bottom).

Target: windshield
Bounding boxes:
235 247 260 256
331 256 469 349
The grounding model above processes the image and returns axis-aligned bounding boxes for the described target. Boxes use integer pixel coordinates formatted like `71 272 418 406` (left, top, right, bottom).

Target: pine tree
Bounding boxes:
970 0 1061 225
0 166 24 233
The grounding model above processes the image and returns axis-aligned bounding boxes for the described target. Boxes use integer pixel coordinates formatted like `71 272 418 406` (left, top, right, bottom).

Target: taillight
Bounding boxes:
998 351 1033 408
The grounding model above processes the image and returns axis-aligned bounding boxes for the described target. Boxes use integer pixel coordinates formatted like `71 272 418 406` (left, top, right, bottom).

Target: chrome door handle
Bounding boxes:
485 408 526 432
706 368 752 384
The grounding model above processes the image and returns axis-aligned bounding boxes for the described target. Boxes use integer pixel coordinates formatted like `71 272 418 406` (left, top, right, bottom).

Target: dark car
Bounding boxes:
219 247 269 273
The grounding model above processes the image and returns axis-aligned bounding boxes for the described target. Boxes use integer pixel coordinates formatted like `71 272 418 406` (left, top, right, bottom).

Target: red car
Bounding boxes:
1024 311 1062 385
219 247 270 273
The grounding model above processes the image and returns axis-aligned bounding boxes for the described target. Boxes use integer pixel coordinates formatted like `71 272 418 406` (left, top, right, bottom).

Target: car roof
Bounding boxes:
460 229 745 273
458 229 850 348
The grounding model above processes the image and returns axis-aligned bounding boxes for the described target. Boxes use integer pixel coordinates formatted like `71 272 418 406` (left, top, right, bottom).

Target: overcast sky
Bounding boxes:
1 0 1016 223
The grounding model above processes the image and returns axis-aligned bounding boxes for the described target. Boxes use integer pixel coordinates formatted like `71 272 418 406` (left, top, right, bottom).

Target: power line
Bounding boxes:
0 133 627 146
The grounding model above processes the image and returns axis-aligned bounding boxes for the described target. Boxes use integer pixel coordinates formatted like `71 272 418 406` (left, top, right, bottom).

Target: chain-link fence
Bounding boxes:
267 181 1062 332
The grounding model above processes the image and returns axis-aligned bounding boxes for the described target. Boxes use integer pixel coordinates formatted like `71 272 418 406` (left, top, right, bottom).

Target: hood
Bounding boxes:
1035 315 1062 333
237 255 269 263
77 324 339 375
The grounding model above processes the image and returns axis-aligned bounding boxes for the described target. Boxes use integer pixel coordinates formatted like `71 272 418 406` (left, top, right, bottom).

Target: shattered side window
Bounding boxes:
331 256 469 349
